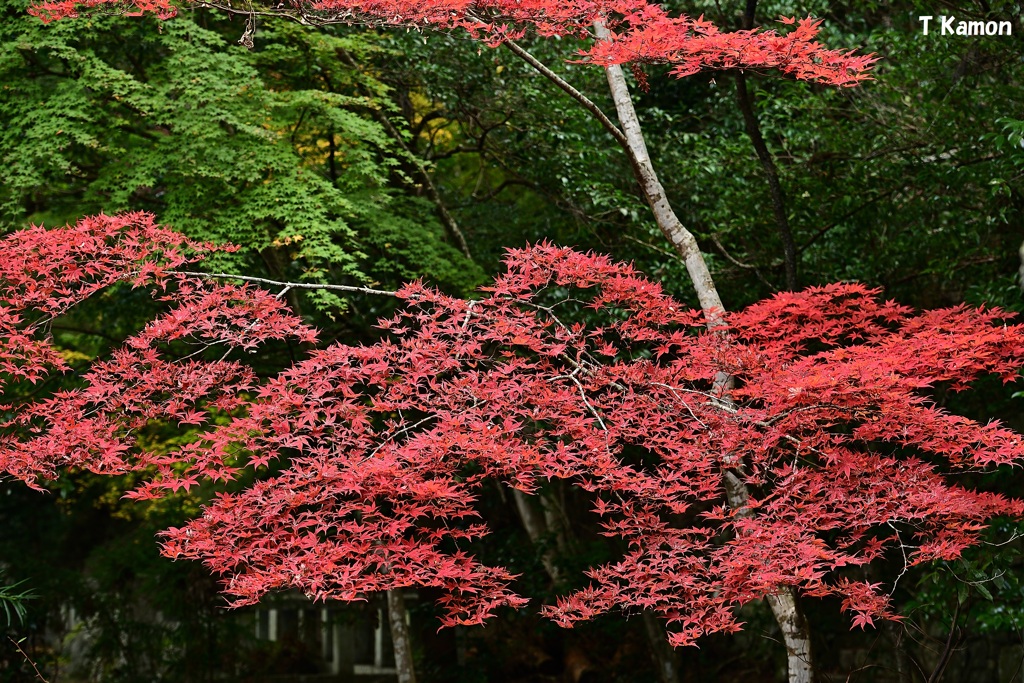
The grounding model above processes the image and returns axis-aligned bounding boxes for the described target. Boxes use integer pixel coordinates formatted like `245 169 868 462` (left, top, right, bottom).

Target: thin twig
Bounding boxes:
171 271 398 297
367 415 439 460
888 521 911 596
502 40 629 150
710 234 778 291
9 637 47 682
568 374 607 432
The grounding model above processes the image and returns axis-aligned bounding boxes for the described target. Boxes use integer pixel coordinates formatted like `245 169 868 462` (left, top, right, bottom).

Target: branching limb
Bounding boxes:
502 40 629 150
171 271 398 297
335 47 473 260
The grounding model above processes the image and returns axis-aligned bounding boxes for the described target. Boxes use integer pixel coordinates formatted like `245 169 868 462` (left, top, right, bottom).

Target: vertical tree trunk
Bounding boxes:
643 611 682 683
1018 240 1024 291
512 488 562 584
764 593 814 683
735 0 797 290
724 473 814 683
539 481 571 559
734 72 798 290
387 590 417 683
594 21 815 683
591 29 725 328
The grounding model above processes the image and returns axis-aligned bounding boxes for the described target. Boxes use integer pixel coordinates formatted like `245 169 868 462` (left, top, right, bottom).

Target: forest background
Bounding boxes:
0 0 1022 681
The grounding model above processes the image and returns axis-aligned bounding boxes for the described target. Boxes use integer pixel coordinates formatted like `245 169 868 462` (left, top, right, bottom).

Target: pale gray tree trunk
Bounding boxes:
512 488 563 584
643 610 682 683
592 35 725 328
723 458 813 682
593 21 815 683
764 593 815 683
387 590 417 683
1018 240 1024 291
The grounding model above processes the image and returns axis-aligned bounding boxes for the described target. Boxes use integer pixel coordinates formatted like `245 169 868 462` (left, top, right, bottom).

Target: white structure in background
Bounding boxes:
254 593 416 678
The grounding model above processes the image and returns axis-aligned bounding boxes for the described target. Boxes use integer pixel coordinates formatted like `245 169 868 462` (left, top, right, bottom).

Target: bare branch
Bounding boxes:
502 40 629 150
171 271 398 297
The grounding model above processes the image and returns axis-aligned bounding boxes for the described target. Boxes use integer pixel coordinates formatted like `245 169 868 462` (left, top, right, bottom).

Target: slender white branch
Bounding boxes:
172 271 398 297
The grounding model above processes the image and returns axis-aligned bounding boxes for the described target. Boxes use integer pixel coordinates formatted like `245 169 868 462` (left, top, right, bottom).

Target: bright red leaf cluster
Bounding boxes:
0 212 210 391
2 215 1024 645
26 0 876 87
0 213 314 484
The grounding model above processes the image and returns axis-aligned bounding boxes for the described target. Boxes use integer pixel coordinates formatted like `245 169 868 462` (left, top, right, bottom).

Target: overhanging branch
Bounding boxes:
172 271 398 297
502 40 629 150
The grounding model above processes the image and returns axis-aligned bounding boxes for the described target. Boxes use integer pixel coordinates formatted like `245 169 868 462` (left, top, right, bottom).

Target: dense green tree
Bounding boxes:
0 0 484 311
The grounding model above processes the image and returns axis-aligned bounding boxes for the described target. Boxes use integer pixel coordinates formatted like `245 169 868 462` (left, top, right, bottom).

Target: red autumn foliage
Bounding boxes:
26 0 876 87
3 214 1024 645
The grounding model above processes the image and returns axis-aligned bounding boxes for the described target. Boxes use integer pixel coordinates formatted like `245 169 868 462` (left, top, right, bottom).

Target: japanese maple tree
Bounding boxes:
12 1 885 680
3 214 1024 655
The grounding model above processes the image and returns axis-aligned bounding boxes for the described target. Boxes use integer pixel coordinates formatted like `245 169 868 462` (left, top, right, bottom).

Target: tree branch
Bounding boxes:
735 0 797 290
710 233 778 291
502 40 629 150
171 271 398 297
336 47 473 260
735 72 798 290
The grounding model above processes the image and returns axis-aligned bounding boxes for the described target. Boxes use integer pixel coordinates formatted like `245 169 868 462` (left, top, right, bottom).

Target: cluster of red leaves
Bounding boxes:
0 213 315 485
0 212 208 392
3 215 1024 644
586 15 876 84
26 0 875 87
